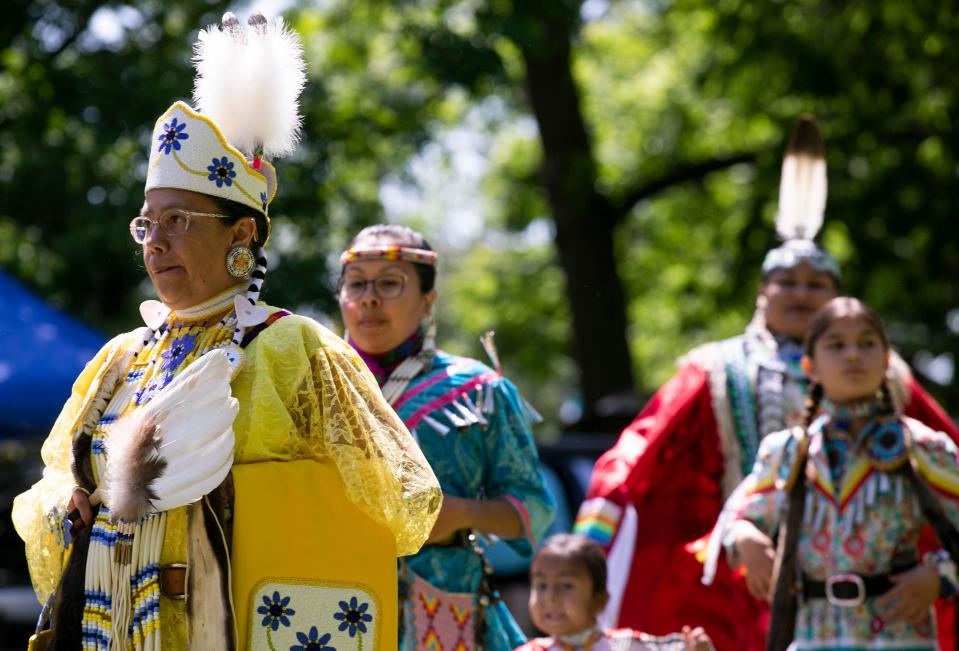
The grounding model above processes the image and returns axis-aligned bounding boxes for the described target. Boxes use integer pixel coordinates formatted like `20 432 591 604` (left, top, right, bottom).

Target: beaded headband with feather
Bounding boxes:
762 115 841 280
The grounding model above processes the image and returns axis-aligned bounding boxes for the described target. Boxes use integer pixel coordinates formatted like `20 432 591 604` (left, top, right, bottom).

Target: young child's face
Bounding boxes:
805 315 889 403
529 553 607 638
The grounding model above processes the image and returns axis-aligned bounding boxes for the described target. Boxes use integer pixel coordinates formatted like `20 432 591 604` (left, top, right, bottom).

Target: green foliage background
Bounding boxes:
2 0 958 432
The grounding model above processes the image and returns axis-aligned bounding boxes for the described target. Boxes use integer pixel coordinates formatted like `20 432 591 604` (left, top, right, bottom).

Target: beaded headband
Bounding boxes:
762 239 841 280
339 245 438 268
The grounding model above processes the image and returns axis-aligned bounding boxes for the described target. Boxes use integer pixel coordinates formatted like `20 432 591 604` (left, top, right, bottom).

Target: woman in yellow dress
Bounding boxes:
13 13 439 651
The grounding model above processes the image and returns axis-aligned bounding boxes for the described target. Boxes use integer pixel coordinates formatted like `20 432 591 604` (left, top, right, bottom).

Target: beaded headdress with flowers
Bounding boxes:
762 115 841 281
138 12 307 360
145 12 306 244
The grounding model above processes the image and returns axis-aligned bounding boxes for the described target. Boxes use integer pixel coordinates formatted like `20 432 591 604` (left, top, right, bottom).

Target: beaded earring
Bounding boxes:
226 245 256 278
230 248 268 347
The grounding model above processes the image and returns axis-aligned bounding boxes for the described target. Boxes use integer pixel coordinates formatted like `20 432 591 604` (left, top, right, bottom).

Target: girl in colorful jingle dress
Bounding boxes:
711 297 959 649
517 534 714 651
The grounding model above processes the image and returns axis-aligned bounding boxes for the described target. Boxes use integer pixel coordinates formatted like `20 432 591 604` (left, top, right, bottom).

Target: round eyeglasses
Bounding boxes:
338 274 408 301
129 209 231 244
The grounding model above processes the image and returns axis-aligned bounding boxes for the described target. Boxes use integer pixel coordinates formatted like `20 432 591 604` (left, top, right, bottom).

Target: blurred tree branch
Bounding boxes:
611 151 759 226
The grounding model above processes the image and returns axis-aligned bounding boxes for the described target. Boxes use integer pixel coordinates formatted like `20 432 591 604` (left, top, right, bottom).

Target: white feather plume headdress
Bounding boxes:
776 115 827 242
762 115 841 279
192 11 307 162
145 11 306 241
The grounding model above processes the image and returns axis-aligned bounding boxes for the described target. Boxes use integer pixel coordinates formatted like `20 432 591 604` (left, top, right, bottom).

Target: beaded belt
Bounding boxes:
802 564 915 607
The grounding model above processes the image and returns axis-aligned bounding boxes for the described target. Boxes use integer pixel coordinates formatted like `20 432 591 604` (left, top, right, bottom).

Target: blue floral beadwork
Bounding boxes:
333 596 372 637
290 626 336 651
159 330 200 384
258 591 296 631
260 191 268 212
207 156 237 187
134 383 157 406
157 117 189 155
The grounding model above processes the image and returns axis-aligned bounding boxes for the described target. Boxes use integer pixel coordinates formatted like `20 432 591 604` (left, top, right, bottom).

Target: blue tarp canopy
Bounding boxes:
0 270 106 435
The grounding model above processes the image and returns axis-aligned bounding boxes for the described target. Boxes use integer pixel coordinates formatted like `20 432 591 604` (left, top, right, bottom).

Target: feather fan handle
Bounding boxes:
776 115 827 241
192 11 306 159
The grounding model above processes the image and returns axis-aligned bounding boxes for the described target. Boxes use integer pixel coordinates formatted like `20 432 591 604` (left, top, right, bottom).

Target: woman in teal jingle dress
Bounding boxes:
337 224 556 650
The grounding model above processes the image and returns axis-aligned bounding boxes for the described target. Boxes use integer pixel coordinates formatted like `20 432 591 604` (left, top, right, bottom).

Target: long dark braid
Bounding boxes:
878 378 896 416
768 328 826 649
803 382 824 428
767 385 813 651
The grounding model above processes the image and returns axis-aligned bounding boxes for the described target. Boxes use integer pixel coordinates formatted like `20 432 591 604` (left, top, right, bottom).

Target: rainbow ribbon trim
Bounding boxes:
573 498 623 546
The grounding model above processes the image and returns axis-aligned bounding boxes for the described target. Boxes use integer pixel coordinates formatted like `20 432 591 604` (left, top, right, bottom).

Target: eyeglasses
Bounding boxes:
338 274 408 301
129 209 231 244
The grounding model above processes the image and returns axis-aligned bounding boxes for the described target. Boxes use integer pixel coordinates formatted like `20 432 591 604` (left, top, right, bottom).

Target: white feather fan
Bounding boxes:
100 349 239 522
192 12 307 159
776 115 827 241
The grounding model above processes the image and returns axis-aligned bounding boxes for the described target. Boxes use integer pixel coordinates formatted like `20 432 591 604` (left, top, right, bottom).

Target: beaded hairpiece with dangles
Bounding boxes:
380 313 437 406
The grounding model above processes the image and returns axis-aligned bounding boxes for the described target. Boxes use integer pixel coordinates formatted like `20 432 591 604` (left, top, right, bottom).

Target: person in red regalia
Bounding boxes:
573 116 959 651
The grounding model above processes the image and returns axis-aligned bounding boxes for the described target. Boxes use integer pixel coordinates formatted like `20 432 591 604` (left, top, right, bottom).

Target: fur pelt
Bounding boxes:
100 414 167 522
186 485 235 649
47 480 237 648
